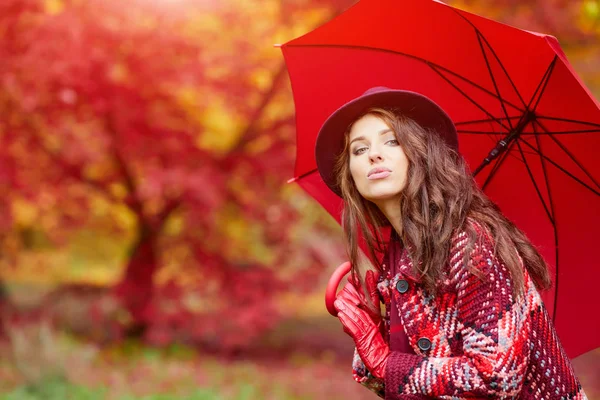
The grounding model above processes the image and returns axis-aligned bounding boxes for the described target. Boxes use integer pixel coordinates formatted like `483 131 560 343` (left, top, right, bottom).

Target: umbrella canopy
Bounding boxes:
281 0 600 359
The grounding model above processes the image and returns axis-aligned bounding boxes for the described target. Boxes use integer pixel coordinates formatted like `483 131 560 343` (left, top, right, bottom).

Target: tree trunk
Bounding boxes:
115 224 158 336
0 279 7 305
0 278 10 337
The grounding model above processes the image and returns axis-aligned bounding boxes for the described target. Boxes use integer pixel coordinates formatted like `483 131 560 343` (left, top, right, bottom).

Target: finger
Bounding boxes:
366 271 380 297
344 282 371 311
365 271 381 309
343 280 362 298
335 296 365 321
333 297 346 313
335 298 361 332
340 284 362 305
365 270 377 293
337 310 362 336
334 296 355 313
347 275 368 299
334 296 362 316
336 297 372 330
366 269 381 283
347 273 361 288
337 292 361 312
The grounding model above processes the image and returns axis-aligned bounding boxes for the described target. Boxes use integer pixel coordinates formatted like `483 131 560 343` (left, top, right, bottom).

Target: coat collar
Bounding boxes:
387 231 420 282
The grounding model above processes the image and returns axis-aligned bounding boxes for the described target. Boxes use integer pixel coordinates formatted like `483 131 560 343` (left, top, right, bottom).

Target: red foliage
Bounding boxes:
0 0 596 360
0 0 350 350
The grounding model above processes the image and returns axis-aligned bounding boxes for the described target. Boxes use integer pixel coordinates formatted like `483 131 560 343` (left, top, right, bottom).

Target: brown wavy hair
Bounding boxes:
334 107 551 296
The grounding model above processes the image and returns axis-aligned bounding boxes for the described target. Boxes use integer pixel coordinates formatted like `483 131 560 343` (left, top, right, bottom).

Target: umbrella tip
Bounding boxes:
287 177 297 183
273 43 282 48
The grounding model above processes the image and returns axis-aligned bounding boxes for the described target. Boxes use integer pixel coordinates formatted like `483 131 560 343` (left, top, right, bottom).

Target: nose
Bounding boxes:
369 145 384 163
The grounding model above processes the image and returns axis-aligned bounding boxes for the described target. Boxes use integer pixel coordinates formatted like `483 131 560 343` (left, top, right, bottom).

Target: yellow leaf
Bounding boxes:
205 66 229 81
176 87 200 110
583 0 599 19
83 163 104 181
163 214 183 236
249 68 273 91
43 133 62 152
111 204 137 230
195 102 243 154
182 13 223 40
109 183 128 200
246 134 273 155
12 199 38 227
109 63 129 84
44 0 64 15
90 196 110 217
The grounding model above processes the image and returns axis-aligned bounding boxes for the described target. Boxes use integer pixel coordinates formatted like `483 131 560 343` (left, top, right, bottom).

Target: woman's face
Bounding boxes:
348 114 409 205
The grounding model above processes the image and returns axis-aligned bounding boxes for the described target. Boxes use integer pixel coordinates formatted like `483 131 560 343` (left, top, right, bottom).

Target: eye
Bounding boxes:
386 139 399 146
353 146 368 155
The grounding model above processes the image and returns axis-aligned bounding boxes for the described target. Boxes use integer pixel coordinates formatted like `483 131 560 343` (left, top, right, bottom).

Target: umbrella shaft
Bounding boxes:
473 139 508 176
472 111 535 177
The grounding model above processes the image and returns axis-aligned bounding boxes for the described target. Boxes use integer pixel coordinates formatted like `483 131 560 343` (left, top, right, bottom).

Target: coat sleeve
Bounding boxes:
384 230 533 398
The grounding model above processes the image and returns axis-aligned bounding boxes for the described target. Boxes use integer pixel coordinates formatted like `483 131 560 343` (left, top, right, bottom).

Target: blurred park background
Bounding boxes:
0 0 598 399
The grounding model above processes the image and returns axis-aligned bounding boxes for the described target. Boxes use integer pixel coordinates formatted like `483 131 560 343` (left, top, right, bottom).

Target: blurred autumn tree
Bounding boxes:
0 0 350 348
0 0 598 352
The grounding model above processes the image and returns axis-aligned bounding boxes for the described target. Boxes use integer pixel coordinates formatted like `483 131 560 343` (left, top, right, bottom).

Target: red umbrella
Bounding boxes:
280 0 600 359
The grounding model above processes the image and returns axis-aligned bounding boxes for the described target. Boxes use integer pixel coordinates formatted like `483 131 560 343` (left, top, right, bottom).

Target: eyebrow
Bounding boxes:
349 128 394 145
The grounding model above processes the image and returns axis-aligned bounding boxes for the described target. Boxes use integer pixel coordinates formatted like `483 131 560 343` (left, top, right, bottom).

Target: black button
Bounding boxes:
417 337 432 351
396 279 409 294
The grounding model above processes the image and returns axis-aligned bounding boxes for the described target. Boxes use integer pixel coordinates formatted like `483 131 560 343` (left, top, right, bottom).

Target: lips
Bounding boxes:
367 167 392 180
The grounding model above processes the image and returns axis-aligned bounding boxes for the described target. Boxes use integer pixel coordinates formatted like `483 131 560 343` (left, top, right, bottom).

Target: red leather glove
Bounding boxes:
335 280 390 379
349 270 381 325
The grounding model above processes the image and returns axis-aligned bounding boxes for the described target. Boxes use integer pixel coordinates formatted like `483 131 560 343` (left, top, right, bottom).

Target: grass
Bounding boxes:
1 279 372 400
0 378 235 400
1 327 598 399
0 326 373 400
1 282 598 399
0 377 273 400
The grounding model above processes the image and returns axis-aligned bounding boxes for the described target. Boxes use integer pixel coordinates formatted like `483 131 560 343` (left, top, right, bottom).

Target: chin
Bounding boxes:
363 189 402 202
359 182 403 202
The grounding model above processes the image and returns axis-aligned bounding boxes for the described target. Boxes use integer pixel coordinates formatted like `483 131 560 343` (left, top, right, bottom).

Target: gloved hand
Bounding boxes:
334 279 390 379
348 270 382 326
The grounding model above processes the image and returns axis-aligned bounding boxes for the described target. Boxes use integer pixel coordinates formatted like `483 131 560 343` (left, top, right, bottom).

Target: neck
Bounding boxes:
374 198 402 237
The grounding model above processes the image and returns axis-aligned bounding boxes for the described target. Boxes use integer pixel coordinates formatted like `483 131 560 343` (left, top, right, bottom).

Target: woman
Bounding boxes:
315 87 587 399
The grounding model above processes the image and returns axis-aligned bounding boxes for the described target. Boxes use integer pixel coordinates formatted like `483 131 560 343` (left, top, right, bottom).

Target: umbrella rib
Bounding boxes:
428 64 512 132
534 120 600 191
471 110 538 177
429 64 524 113
455 116 521 127
517 138 600 197
464 35 556 177
523 129 600 135
459 130 513 135
460 129 600 135
507 135 542 158
451 7 528 109
536 116 600 129
515 139 554 225
530 124 560 322
457 131 505 152
528 56 558 113
286 43 525 114
287 168 318 184
475 32 514 131
480 141 515 191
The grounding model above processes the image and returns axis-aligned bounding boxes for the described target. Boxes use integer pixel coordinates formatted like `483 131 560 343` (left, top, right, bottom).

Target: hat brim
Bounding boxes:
315 89 458 197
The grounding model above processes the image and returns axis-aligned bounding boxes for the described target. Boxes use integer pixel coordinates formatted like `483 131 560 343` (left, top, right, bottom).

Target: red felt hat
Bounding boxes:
315 86 458 197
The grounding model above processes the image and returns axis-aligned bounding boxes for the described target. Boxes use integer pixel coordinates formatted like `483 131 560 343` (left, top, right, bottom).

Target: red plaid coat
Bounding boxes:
352 220 587 399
